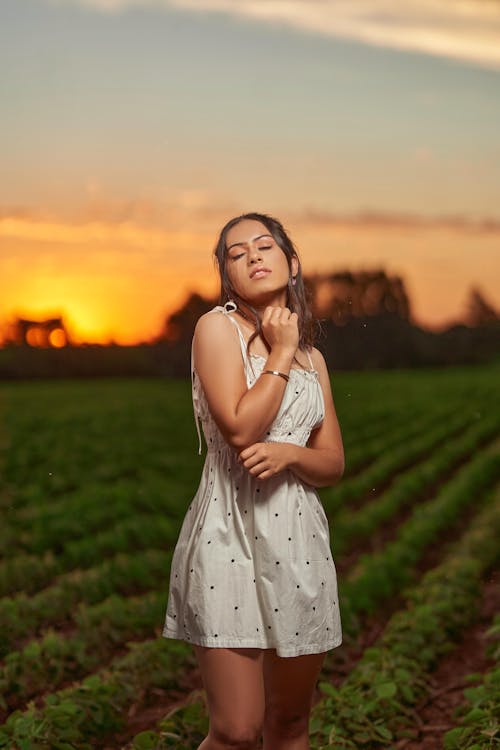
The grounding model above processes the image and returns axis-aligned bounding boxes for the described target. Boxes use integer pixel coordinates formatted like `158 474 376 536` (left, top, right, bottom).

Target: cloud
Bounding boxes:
46 0 500 72
293 207 500 235
0 215 166 247
2 205 500 247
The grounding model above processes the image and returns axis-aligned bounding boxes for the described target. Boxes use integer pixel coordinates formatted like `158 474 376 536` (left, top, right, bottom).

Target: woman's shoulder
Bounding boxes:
193 307 238 345
194 307 223 332
192 308 245 378
308 346 328 373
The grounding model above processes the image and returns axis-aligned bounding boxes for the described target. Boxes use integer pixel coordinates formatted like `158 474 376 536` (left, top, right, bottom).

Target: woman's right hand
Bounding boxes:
261 306 299 353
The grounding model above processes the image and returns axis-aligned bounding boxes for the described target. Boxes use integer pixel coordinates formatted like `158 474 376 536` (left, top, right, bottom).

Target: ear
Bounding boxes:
291 254 299 278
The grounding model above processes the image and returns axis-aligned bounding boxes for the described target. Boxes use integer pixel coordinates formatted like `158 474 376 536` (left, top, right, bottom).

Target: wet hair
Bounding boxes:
213 212 317 365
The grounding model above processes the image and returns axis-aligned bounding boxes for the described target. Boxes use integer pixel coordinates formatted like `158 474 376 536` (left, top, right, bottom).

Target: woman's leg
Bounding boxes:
262 649 328 750
193 645 267 750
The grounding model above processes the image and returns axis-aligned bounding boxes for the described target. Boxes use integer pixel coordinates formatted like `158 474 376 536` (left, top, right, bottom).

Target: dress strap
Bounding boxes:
190 339 203 455
305 347 315 371
209 301 249 367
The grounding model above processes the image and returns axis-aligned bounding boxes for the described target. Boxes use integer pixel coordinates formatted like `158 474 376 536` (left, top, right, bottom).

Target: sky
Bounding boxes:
1 0 499 345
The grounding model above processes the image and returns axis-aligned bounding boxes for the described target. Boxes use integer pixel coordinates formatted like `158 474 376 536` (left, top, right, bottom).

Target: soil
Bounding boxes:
395 566 499 749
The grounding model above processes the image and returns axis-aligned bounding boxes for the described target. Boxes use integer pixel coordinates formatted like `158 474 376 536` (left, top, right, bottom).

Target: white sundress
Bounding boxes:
162 301 342 657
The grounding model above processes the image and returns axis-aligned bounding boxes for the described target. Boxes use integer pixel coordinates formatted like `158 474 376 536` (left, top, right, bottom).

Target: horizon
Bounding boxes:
1 260 493 348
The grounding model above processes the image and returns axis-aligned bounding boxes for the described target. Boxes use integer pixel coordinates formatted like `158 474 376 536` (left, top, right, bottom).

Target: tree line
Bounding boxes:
0 269 498 379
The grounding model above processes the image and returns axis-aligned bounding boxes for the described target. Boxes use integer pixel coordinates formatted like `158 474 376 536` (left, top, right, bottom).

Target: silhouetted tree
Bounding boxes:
305 269 411 325
464 286 499 327
154 291 216 344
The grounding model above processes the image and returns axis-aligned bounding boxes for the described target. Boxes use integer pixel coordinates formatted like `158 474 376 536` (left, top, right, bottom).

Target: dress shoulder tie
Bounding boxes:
209 301 249 367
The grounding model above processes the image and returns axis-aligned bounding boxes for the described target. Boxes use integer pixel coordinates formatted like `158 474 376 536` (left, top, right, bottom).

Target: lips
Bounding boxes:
250 266 271 279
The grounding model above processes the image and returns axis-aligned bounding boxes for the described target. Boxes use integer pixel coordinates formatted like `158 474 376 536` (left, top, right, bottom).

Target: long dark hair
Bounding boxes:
213 212 317 366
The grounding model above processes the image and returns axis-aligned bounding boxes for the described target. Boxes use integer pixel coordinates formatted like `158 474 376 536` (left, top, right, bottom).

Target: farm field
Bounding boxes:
0 364 499 750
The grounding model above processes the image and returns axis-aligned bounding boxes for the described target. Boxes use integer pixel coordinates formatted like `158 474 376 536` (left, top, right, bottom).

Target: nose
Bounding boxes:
248 244 263 263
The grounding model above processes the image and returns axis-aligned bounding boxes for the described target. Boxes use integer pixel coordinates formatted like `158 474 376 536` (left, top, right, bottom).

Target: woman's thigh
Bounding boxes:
193 645 267 733
262 649 328 718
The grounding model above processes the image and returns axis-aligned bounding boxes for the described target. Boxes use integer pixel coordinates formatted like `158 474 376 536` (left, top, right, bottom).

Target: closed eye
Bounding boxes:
230 245 272 261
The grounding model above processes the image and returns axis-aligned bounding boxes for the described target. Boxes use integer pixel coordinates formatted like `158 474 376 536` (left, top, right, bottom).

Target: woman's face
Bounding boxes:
224 219 298 305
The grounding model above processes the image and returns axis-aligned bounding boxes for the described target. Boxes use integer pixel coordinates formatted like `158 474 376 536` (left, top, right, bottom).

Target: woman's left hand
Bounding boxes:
237 442 295 480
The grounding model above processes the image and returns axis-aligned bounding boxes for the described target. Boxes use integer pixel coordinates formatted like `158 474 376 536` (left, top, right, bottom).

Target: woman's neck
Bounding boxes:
237 293 288 324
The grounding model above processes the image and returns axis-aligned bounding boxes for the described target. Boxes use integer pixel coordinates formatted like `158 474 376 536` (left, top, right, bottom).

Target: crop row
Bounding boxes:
330 411 499 556
0 403 402 550
0 548 172 656
9 470 188 525
2 408 492 648
122 481 500 749
0 589 168 710
0 379 194 505
1 372 492 519
322 410 475 511
0 627 194 749
128 485 500 750
0 515 177 598
1 440 497 732
340 439 500 630
0 477 189 557
3 428 497 707
342 400 467 474
307 485 500 748
0 407 480 601
2 431 498 711
2 400 458 557
443 613 500 749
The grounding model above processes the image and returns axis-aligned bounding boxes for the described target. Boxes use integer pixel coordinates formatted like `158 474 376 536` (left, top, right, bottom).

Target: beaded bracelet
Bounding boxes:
262 369 290 383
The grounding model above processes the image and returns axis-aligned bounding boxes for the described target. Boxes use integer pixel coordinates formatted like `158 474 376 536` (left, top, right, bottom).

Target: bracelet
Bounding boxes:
262 369 290 383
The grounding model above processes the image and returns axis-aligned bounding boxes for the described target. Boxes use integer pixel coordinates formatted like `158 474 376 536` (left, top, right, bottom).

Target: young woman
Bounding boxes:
163 212 345 750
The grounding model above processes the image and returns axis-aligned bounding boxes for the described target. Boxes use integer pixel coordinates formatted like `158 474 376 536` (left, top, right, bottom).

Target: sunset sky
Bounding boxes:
1 0 499 345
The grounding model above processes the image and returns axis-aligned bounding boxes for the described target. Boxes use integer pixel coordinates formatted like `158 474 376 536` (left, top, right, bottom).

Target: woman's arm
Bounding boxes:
288 346 345 486
193 308 298 450
238 347 345 488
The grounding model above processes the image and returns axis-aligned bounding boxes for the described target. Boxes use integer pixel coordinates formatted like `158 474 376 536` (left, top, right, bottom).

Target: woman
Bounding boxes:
163 212 345 749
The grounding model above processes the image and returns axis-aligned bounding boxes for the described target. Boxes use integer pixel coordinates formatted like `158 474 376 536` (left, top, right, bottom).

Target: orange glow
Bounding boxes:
25 327 47 347
49 328 67 347
0 211 499 345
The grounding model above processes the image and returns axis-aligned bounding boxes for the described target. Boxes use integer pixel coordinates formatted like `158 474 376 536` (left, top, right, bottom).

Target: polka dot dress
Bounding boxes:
162 302 342 657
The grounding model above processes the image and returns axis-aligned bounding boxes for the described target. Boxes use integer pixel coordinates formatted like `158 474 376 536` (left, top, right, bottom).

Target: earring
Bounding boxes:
291 276 297 286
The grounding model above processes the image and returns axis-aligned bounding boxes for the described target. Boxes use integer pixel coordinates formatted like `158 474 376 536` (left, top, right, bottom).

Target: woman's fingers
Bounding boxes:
264 305 289 316
240 446 267 471
261 306 299 350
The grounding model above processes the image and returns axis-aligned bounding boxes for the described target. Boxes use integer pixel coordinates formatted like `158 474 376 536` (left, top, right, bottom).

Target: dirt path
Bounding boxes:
394 566 499 750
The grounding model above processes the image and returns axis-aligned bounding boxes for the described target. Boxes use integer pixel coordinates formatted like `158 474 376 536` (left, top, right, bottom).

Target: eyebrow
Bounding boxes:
227 234 273 251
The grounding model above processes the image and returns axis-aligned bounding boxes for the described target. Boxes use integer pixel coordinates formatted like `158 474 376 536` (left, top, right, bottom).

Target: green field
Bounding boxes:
0 365 499 749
